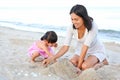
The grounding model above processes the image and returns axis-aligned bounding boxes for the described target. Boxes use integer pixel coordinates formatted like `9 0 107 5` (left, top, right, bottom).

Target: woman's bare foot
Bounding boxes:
94 59 109 70
93 62 104 70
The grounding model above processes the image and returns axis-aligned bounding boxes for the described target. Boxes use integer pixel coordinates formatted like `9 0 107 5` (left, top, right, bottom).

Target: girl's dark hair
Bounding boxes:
70 4 93 31
41 31 58 43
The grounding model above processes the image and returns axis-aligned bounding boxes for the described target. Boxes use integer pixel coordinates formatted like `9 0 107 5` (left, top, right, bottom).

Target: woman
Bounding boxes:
43 4 108 70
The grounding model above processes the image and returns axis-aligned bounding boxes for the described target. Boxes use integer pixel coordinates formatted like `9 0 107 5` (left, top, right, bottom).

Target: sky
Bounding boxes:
0 0 120 30
0 0 120 8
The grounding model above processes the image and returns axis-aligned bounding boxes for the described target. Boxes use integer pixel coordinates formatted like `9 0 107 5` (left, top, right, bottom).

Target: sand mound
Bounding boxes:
41 58 79 80
41 58 120 80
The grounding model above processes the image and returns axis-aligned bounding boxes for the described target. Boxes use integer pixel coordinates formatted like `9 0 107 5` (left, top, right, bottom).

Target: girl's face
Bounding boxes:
70 13 84 29
47 42 57 47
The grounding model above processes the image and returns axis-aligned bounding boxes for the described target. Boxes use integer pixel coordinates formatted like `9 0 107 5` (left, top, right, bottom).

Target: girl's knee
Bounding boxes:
32 52 40 56
31 52 40 60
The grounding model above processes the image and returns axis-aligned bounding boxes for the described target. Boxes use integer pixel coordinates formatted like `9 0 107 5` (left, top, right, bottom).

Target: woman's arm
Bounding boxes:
43 26 73 65
42 45 69 65
54 45 69 60
77 45 88 69
77 22 98 69
84 22 98 47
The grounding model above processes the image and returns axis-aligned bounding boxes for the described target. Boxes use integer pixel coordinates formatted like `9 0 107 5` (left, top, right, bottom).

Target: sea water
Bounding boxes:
0 20 120 44
0 5 120 44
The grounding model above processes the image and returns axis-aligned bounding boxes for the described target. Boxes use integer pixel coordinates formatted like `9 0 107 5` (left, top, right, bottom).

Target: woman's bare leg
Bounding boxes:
70 54 82 74
102 59 109 65
70 54 109 70
70 54 79 67
70 55 98 70
93 58 109 70
81 55 99 70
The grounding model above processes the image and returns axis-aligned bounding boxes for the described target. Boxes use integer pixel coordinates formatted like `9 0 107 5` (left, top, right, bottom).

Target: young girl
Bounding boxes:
28 31 58 63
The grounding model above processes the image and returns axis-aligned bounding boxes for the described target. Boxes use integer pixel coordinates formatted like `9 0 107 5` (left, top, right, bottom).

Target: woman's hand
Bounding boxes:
77 58 84 69
42 56 55 66
77 61 82 69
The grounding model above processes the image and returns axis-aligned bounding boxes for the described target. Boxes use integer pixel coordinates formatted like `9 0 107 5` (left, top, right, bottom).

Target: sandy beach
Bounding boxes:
0 26 120 80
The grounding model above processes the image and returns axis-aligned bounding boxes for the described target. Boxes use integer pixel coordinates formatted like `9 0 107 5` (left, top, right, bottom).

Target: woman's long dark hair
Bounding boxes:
70 4 93 31
41 31 58 43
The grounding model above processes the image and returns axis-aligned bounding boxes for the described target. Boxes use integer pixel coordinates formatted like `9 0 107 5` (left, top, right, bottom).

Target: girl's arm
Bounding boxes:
77 45 88 69
37 41 53 57
42 45 53 57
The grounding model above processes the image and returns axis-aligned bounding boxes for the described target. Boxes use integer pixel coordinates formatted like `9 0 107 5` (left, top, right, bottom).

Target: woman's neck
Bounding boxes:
77 25 86 39
78 25 86 31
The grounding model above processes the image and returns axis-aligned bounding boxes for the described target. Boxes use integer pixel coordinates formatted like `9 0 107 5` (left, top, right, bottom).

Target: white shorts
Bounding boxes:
89 53 106 62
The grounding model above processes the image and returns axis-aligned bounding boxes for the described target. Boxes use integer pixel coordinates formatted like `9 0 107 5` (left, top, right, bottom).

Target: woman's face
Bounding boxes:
70 13 84 29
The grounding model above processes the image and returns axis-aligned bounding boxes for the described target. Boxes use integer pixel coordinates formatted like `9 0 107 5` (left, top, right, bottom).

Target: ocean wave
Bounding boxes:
99 29 120 38
0 20 120 43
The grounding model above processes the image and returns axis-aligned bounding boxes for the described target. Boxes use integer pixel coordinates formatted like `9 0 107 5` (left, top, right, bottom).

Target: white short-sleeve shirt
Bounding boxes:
64 21 106 62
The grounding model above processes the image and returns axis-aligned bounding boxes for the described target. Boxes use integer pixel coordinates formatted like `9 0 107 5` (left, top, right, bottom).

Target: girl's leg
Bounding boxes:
81 55 98 70
31 51 40 62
